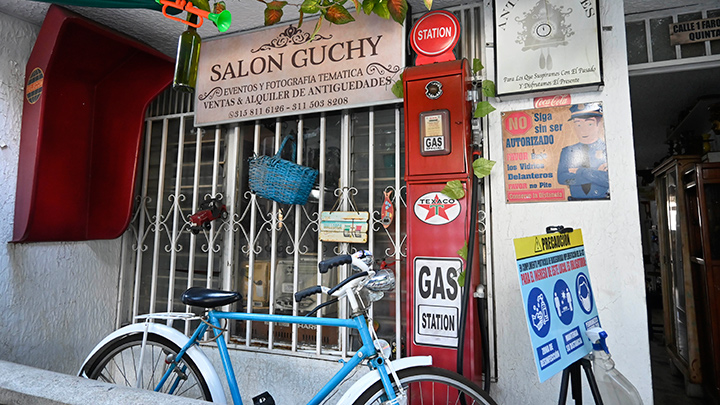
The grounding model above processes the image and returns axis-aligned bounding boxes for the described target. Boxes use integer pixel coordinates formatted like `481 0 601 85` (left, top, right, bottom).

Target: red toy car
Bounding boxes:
189 198 228 234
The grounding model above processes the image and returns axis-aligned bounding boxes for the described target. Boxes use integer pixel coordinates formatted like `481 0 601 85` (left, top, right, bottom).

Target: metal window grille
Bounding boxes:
625 6 720 75
121 99 407 358
120 2 492 363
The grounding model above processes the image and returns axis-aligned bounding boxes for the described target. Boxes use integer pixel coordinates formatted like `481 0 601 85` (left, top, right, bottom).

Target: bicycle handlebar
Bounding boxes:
294 285 323 302
295 252 374 305
318 255 353 273
327 271 368 295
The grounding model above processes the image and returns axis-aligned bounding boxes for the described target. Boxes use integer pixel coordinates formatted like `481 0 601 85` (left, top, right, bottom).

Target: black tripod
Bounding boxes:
544 226 604 405
557 358 604 405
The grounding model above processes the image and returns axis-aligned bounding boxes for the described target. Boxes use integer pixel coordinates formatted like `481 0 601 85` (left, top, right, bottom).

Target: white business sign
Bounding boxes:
414 257 462 347
195 13 405 126
493 0 603 99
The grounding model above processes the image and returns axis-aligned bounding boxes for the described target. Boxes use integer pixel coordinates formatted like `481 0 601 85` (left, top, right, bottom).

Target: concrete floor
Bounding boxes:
649 307 713 405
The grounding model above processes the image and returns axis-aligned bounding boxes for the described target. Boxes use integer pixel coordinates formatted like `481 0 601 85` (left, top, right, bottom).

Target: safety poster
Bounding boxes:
514 229 600 382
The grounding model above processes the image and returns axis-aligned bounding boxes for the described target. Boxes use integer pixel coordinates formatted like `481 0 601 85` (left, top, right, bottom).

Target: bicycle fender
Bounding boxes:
336 356 433 403
78 322 226 404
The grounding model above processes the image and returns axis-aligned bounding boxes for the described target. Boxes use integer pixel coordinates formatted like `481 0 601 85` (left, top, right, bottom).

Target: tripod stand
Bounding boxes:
558 357 604 405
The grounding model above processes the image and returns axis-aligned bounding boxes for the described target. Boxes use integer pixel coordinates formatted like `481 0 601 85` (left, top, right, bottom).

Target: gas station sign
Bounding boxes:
414 257 462 348
409 10 460 65
514 229 600 382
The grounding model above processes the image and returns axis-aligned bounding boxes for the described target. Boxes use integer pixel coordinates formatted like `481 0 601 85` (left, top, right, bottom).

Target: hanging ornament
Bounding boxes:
380 190 394 229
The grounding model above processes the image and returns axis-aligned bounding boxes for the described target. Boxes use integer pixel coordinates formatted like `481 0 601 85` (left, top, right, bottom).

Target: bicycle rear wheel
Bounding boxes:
81 332 212 401
353 366 496 405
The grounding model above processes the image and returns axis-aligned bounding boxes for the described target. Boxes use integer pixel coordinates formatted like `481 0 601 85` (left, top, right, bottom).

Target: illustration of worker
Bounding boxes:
557 103 610 200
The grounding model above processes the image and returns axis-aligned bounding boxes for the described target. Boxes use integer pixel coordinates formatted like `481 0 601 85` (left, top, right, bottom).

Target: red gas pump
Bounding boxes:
403 11 483 385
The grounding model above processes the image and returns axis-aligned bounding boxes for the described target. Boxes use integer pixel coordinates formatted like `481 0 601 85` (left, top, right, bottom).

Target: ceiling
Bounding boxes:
0 0 461 57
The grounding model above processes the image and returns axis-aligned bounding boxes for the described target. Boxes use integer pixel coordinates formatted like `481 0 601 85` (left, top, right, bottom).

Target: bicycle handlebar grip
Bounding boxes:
318 255 353 274
294 286 323 302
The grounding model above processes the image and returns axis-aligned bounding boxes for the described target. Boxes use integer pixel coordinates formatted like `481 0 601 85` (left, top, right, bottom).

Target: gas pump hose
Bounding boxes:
456 150 491 394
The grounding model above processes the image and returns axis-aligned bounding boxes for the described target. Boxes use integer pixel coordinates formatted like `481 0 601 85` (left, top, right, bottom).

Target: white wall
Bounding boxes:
0 11 121 375
0 2 653 403
485 0 653 404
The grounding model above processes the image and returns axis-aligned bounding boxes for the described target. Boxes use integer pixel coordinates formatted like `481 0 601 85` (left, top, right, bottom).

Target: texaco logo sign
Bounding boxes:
413 192 461 225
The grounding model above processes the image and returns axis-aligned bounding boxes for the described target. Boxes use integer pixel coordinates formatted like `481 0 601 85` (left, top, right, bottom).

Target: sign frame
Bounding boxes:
492 0 604 100
194 13 406 126
502 102 611 203
514 229 600 382
319 211 369 243
413 256 463 348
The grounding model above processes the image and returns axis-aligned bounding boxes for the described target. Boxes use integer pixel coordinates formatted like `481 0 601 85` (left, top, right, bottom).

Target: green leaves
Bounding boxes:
442 180 465 200
300 0 320 13
457 241 468 287
372 0 390 19
361 0 376 14
473 157 496 179
442 159 495 201
263 0 288 26
481 79 496 98
474 101 496 118
469 58 497 118
391 73 403 98
387 0 408 24
457 242 468 261
261 0 407 33
325 3 355 24
472 59 484 76
423 0 432 10
360 0 406 21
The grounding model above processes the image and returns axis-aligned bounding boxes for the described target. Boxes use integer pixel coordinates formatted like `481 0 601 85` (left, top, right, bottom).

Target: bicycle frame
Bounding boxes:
156 310 398 405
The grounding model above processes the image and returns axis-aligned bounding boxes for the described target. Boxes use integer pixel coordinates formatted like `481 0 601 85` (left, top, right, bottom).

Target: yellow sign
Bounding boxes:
514 229 584 260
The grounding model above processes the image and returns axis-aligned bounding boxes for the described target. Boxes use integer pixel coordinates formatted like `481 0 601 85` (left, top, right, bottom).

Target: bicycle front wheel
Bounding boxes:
81 332 212 401
353 366 496 405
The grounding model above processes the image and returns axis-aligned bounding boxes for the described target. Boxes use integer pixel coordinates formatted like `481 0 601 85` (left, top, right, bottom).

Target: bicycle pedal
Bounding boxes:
252 391 275 405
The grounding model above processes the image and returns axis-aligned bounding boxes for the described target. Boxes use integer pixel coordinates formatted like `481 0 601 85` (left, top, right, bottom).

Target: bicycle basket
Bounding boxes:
248 135 318 205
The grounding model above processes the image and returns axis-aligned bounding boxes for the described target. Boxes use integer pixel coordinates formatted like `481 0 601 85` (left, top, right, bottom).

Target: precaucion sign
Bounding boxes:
514 229 600 382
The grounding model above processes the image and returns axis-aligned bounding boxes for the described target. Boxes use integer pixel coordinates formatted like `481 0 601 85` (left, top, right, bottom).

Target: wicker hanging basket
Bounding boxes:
248 135 318 205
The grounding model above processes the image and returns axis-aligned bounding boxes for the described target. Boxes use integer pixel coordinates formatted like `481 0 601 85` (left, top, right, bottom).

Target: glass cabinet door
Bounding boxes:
666 169 689 361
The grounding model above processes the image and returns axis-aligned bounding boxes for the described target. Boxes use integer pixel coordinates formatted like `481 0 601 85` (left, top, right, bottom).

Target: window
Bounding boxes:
625 6 720 74
121 91 406 358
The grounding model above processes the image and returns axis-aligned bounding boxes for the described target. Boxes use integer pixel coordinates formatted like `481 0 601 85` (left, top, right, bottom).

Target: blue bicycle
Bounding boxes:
79 251 495 405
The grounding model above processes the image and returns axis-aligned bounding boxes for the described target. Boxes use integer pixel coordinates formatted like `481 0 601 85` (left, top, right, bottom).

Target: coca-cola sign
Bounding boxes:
534 94 572 108
410 11 460 57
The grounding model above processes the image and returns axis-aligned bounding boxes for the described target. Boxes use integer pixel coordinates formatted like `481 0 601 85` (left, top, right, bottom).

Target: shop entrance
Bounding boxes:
626 3 720 402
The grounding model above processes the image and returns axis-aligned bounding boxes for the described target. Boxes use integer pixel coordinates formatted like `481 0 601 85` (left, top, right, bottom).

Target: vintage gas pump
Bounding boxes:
403 11 483 383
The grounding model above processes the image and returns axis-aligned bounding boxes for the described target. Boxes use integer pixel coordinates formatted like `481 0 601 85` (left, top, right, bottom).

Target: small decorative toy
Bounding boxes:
380 190 394 229
155 0 232 32
189 197 228 234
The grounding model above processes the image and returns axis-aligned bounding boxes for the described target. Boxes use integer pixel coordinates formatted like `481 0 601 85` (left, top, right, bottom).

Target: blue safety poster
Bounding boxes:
514 229 600 382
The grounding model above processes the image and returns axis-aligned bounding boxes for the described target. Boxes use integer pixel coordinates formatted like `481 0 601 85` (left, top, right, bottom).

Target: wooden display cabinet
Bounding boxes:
684 162 720 401
653 155 704 393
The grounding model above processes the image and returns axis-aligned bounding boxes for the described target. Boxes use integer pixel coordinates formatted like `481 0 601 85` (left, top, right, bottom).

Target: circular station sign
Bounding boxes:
410 11 460 57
